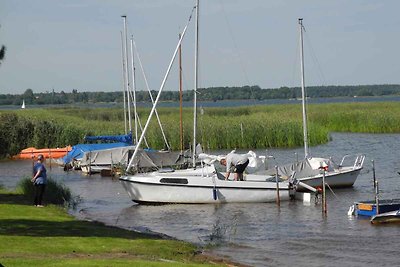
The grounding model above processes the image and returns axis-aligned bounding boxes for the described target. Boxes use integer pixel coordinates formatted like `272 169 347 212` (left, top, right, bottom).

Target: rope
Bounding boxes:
218 0 252 87
131 36 170 150
303 29 327 86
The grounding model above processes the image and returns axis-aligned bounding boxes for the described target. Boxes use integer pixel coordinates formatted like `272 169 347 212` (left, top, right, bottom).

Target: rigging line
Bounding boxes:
135 112 150 148
126 84 149 148
131 35 171 150
325 182 340 201
303 30 327 86
290 33 300 90
126 5 196 171
218 0 252 87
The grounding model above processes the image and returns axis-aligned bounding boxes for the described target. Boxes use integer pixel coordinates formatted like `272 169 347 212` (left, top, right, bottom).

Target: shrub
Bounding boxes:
17 177 75 207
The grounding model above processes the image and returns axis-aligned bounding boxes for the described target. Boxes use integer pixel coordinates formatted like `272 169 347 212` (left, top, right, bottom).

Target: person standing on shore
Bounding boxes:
220 152 250 181
31 154 47 207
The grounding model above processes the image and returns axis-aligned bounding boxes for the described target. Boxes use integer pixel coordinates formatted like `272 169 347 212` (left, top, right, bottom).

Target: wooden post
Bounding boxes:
89 151 92 175
49 148 52 170
375 180 380 215
322 168 327 215
275 166 280 206
372 160 376 189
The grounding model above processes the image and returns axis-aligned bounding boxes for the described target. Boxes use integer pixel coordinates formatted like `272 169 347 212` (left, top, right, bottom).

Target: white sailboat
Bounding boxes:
119 1 291 204
285 19 365 189
21 99 25 109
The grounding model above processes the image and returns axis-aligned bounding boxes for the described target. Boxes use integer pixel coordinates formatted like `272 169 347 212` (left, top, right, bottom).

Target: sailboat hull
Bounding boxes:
298 167 362 190
120 172 290 204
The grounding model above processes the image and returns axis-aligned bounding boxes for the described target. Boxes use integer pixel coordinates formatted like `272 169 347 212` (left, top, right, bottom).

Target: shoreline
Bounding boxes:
71 209 249 267
0 186 245 266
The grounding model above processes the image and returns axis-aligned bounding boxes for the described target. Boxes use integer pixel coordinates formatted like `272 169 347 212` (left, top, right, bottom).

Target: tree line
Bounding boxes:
1 84 400 106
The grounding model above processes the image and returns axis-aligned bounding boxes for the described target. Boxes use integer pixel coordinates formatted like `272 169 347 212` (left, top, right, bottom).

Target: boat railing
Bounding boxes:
339 154 365 169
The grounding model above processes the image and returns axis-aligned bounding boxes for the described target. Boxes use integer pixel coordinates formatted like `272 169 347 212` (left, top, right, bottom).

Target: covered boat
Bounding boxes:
59 133 133 168
80 147 190 174
267 155 365 190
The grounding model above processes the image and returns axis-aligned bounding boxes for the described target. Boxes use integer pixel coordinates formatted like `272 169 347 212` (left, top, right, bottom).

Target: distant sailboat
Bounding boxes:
21 99 25 109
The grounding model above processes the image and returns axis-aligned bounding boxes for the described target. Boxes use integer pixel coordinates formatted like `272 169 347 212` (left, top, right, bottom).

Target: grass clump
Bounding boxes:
17 177 76 207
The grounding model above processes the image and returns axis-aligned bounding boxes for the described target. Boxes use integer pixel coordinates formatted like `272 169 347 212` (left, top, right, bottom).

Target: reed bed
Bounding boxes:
1 101 399 155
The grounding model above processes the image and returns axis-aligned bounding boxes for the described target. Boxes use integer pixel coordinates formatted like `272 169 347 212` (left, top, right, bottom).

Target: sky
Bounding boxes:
1 0 400 94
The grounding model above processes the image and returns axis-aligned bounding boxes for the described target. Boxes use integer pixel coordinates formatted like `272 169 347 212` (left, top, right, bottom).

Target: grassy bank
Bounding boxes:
1 101 400 155
0 187 228 266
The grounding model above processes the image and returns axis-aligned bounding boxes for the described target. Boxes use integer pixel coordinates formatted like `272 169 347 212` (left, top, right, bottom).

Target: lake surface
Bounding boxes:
1 132 400 266
1 95 400 110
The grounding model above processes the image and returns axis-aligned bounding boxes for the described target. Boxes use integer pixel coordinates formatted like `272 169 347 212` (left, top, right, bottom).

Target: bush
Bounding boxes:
17 177 76 207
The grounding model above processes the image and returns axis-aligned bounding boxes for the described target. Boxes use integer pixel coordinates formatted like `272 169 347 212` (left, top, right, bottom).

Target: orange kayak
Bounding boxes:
14 146 72 159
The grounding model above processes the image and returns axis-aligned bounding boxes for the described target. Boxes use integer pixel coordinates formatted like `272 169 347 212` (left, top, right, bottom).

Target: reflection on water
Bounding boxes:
1 133 400 267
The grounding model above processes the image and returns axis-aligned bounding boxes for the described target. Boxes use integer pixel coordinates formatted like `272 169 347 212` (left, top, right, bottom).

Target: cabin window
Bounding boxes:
160 178 188 184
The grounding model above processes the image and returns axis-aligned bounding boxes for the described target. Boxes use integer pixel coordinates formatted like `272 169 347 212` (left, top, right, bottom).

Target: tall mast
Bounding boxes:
130 36 138 144
299 18 309 158
120 31 127 134
126 18 192 172
179 33 184 153
122 15 132 134
193 0 199 167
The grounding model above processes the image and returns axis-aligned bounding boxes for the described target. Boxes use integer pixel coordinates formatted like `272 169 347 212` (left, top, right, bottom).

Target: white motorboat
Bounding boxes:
120 168 290 204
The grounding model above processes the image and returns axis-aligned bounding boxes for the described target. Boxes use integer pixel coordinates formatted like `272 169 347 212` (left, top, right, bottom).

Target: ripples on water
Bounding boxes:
1 133 400 267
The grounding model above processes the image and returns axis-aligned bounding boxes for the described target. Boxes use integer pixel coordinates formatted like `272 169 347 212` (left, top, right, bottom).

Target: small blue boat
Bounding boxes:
348 160 400 223
351 199 400 217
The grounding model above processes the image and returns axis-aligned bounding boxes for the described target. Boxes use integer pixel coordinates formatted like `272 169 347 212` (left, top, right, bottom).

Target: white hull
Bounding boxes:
120 171 290 204
298 166 362 189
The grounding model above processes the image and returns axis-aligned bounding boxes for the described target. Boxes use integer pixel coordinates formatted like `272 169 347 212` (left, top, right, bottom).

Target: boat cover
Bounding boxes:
265 157 339 179
59 143 130 165
84 133 133 145
80 147 191 171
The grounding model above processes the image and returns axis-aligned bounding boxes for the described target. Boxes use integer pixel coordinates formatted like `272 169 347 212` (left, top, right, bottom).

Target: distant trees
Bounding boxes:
0 84 400 106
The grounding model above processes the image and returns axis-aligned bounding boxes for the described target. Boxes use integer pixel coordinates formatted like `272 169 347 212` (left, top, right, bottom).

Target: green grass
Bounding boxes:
0 188 228 266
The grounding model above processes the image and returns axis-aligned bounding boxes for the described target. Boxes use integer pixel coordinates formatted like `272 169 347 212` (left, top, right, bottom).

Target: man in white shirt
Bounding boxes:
220 152 249 181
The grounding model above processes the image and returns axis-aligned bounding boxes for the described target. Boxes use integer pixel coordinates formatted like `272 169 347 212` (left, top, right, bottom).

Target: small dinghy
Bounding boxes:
350 199 400 217
371 210 400 224
348 161 400 224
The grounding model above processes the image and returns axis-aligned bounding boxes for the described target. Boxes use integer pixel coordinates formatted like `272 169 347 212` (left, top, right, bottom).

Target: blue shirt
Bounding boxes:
33 162 47 185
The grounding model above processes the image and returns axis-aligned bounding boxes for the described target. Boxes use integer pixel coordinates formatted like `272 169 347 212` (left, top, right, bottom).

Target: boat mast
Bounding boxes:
130 36 138 144
120 31 128 134
179 33 184 153
299 18 309 158
122 15 132 135
131 36 170 150
193 0 199 167
126 9 194 172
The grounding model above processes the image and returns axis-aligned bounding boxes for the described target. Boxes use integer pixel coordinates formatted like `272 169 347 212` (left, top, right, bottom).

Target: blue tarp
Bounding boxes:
60 142 129 165
84 133 133 145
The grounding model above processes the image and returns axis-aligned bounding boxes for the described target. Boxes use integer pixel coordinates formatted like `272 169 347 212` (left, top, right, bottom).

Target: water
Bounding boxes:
1 133 400 266
1 95 400 110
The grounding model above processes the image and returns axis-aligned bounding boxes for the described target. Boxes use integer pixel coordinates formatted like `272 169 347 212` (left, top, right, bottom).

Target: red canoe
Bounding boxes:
14 146 72 159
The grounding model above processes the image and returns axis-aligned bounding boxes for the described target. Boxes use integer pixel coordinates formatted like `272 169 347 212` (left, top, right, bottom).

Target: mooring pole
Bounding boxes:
375 181 380 215
275 166 280 206
322 168 327 215
372 160 376 189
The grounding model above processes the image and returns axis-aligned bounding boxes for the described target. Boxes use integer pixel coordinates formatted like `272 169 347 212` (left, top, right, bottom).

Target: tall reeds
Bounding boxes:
1 101 399 155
